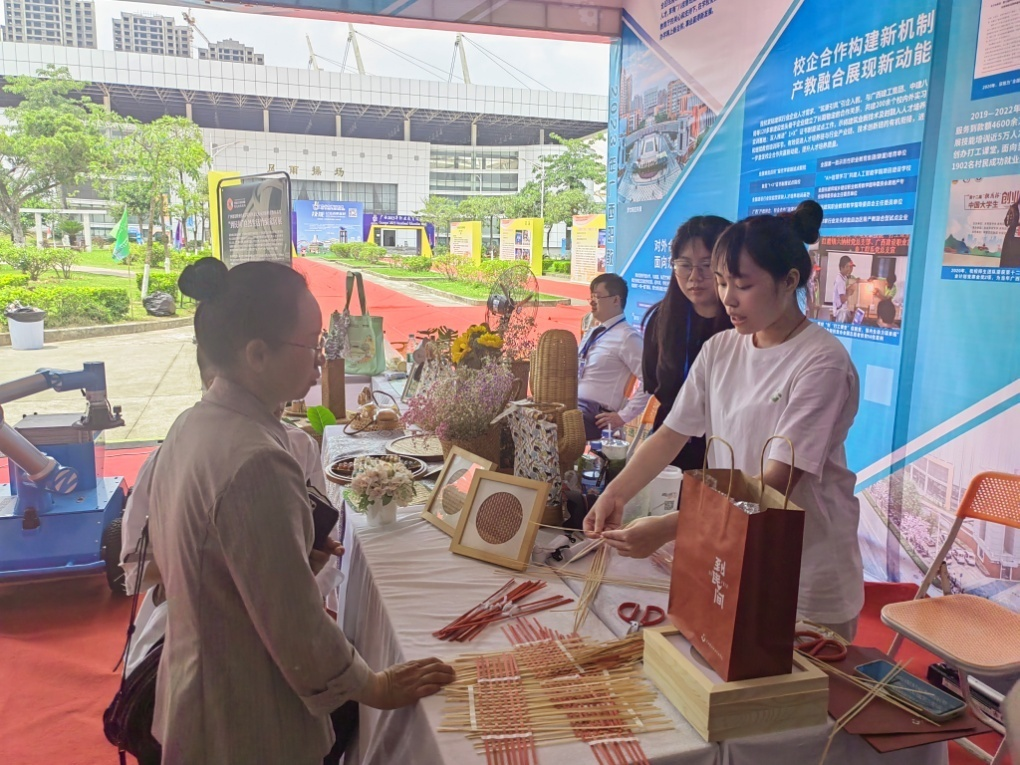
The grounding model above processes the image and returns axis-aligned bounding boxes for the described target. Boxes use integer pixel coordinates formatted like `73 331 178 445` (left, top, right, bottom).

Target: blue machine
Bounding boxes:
0 363 127 589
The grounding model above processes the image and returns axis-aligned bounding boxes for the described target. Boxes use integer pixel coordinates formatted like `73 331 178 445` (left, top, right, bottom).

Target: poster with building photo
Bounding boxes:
294 200 364 255
942 175 1020 281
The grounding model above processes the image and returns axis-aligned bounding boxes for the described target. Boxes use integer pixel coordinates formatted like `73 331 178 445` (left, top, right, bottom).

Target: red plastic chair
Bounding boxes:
882 472 1020 764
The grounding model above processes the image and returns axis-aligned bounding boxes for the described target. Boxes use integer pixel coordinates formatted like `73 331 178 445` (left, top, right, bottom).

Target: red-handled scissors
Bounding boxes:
795 630 848 662
617 602 666 634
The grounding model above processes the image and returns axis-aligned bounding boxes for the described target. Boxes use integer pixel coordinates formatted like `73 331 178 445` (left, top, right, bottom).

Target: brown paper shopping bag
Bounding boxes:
667 437 806 682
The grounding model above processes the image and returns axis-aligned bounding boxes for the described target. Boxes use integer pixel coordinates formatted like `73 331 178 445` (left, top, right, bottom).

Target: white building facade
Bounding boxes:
1 0 95 47
0 42 606 248
112 12 191 57
197 39 263 65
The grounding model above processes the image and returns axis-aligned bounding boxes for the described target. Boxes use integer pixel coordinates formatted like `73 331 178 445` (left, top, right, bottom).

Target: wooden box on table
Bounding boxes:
643 626 829 741
320 358 346 419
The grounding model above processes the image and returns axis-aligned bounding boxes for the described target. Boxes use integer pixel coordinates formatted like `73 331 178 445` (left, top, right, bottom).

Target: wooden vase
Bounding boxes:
321 357 346 419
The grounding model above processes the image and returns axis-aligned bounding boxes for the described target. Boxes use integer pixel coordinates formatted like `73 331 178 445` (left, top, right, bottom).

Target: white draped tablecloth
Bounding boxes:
324 425 948 765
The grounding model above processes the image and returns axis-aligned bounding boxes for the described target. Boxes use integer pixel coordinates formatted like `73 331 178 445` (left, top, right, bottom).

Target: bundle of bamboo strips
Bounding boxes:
433 579 574 642
573 543 609 633
527 563 670 593
439 626 672 764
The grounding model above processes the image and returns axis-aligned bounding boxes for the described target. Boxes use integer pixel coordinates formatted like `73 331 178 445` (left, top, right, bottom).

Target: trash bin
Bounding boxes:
5 304 46 350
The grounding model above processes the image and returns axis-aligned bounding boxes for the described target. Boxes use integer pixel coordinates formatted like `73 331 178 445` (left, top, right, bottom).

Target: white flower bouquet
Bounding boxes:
345 456 415 514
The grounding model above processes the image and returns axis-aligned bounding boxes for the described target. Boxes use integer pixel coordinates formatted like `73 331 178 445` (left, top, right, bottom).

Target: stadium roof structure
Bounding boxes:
0 42 607 146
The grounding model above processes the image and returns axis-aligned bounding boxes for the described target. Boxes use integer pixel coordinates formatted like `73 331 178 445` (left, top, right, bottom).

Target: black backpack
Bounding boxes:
102 523 164 765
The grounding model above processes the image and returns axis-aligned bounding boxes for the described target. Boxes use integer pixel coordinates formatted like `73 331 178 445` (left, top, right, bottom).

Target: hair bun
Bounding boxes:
788 200 823 245
178 257 228 302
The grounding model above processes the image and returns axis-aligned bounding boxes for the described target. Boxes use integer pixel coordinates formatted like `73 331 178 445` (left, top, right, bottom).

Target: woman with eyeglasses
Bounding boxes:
147 258 454 764
641 216 733 469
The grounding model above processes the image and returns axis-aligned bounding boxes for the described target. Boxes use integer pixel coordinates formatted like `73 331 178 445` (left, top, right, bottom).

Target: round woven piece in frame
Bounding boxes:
474 492 524 545
386 434 444 460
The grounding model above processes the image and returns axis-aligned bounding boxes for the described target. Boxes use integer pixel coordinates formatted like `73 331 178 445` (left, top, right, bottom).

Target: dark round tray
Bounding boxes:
326 454 428 486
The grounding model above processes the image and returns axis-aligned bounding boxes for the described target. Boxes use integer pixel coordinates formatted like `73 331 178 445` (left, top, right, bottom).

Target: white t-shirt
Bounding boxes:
663 323 863 623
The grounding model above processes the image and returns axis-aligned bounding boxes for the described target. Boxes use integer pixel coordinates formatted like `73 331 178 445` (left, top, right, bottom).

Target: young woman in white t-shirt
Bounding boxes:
584 200 864 639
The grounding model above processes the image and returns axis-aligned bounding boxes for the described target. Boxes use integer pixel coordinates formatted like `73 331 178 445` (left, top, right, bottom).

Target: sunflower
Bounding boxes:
476 332 503 349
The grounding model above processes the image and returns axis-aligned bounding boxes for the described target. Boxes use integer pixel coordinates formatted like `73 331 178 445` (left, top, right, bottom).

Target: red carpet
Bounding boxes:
295 258 588 341
0 447 153 765
0 270 1006 764
535 275 592 301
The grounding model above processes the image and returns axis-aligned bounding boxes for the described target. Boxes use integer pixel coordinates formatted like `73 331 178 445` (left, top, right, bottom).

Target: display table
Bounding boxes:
323 425 949 765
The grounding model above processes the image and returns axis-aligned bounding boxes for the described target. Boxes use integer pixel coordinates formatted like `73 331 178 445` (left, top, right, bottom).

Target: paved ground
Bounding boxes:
0 326 199 444
0 258 586 445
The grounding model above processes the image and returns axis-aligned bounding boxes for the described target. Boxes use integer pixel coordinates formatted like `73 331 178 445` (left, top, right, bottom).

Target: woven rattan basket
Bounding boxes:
558 408 587 473
439 424 503 466
530 330 578 412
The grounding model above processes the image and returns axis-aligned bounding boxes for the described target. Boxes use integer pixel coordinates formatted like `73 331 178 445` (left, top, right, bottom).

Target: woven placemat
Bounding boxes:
387 434 443 460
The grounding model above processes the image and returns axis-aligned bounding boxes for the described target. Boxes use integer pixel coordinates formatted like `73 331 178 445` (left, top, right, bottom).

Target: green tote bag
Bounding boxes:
343 271 386 376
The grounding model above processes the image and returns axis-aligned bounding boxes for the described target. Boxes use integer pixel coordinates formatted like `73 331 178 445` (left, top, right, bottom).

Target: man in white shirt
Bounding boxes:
830 255 856 322
578 273 649 439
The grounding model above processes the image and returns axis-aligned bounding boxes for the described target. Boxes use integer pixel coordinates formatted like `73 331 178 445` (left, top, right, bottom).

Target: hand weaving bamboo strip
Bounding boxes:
573 543 609 633
439 620 672 765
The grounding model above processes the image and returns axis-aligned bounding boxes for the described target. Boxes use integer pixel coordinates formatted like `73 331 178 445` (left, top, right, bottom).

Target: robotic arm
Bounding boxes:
0 362 124 495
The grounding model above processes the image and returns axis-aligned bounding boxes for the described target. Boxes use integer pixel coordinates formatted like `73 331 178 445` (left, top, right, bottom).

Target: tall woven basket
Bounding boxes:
530 330 578 412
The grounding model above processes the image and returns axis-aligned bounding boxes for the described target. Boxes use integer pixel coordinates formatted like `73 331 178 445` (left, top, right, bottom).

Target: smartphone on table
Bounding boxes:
854 660 967 722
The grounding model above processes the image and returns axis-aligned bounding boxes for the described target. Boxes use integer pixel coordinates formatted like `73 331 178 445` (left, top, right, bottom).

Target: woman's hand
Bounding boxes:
309 539 345 575
583 487 625 536
361 658 456 709
600 514 677 558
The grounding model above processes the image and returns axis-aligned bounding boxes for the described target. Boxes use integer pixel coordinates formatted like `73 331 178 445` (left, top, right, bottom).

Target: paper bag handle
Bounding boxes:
702 435 736 500
759 435 796 510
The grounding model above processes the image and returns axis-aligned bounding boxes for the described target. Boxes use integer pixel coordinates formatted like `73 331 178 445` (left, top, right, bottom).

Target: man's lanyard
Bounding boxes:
683 305 694 379
579 316 625 361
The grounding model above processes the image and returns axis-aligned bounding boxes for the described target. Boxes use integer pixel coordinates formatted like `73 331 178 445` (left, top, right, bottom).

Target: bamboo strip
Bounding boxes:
573 543 609 633
526 563 670 592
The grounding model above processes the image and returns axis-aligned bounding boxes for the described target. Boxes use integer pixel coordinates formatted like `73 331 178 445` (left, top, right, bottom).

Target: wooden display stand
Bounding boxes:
643 626 828 741
321 358 346 419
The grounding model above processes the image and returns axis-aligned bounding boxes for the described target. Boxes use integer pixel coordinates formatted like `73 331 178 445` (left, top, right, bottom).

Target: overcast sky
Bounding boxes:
86 1 610 95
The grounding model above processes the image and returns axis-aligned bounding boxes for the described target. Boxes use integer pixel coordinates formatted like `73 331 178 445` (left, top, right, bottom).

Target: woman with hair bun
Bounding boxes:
585 201 864 639
149 258 454 764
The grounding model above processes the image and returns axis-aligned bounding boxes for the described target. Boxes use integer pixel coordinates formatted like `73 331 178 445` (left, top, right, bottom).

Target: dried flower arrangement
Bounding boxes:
404 361 515 442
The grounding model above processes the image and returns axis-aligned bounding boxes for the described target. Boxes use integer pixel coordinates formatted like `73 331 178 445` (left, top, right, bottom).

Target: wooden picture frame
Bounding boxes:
449 470 549 571
420 447 493 536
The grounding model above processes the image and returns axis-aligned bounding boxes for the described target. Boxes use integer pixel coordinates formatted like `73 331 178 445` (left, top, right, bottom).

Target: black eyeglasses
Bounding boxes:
282 336 326 354
673 261 713 278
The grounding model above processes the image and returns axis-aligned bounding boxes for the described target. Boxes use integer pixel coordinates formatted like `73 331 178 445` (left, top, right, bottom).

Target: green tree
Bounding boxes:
458 196 506 255
534 132 606 196
55 217 84 246
414 195 460 242
107 116 208 293
169 172 208 247
545 187 603 248
0 65 113 244
503 183 542 219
